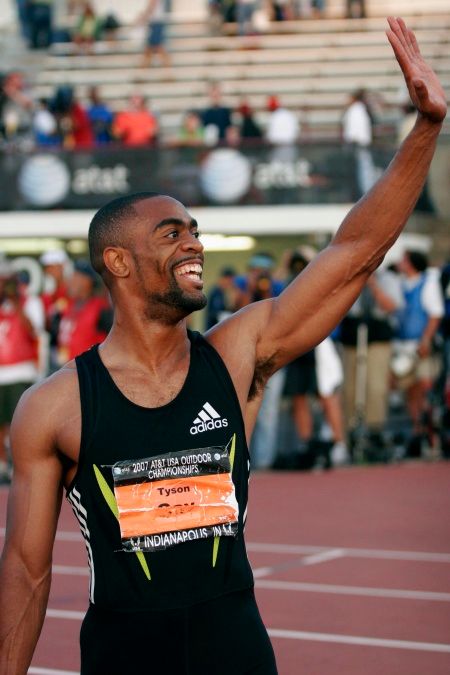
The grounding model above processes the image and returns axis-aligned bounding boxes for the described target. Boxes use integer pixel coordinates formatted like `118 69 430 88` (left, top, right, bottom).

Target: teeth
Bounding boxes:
175 263 202 277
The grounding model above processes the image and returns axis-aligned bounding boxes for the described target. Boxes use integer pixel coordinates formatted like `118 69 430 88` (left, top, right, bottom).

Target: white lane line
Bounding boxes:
256 579 450 602
300 549 346 566
253 548 345 578
267 628 450 653
46 609 85 620
29 668 78 675
247 542 450 563
52 565 89 576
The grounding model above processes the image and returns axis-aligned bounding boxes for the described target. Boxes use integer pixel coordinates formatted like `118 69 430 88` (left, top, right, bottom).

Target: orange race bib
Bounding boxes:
112 440 239 552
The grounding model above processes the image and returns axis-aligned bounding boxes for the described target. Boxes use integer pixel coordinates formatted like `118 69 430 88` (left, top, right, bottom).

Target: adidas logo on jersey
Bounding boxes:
190 402 228 435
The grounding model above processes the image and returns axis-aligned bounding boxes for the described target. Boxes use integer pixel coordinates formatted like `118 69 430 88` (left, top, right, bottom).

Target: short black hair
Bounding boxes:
406 249 428 273
88 192 162 282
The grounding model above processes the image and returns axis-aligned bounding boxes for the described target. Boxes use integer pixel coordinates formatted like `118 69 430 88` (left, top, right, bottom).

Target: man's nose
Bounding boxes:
181 232 204 253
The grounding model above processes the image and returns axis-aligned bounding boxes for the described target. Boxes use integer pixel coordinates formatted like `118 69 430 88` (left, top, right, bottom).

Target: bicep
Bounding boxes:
260 242 374 367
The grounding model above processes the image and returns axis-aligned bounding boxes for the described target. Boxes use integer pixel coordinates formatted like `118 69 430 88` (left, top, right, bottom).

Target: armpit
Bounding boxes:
248 354 278 401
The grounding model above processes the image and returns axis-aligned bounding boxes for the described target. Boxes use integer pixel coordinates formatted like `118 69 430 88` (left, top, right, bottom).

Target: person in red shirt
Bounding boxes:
57 260 111 365
0 261 43 483
112 94 158 146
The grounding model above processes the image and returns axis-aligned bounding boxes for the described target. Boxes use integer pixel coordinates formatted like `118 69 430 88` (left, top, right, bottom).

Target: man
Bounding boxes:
201 81 232 142
57 259 110 364
205 265 237 329
234 253 285 469
265 95 300 146
340 267 404 459
0 18 447 674
393 249 444 455
112 94 159 147
137 0 171 69
0 261 44 485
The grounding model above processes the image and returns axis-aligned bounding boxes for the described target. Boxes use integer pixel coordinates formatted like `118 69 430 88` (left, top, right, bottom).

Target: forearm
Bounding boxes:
334 115 442 274
421 317 441 345
0 555 51 675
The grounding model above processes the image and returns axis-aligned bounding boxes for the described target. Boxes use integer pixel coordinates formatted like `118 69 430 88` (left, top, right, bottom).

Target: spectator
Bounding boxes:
87 86 114 145
112 94 158 147
236 0 256 36
72 1 102 54
137 0 171 68
282 249 347 469
311 0 325 17
237 101 263 140
265 95 299 145
346 0 366 18
0 260 45 484
235 253 285 469
177 110 204 146
440 259 450 388
392 250 444 456
15 0 30 41
201 81 232 142
205 266 237 329
40 249 70 372
57 260 110 365
53 87 94 149
33 98 59 146
207 0 224 35
342 88 377 196
27 0 54 49
0 71 34 145
340 267 404 458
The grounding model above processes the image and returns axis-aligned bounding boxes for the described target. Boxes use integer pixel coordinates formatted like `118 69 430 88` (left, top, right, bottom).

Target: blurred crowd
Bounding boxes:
1 245 449 484
205 248 450 470
0 71 414 169
13 0 368 54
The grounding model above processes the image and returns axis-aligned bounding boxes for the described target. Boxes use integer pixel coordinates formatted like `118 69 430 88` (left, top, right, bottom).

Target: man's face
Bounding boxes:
127 196 206 323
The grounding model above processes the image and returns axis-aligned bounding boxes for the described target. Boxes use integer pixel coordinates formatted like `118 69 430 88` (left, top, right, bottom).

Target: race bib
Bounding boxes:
111 440 238 552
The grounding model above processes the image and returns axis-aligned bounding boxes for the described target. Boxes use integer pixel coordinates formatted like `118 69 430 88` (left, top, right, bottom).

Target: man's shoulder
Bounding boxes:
17 361 79 420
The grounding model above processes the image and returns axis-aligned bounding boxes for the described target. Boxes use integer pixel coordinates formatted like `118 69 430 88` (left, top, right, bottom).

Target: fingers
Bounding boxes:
386 27 410 73
397 17 415 55
386 16 415 59
408 28 422 57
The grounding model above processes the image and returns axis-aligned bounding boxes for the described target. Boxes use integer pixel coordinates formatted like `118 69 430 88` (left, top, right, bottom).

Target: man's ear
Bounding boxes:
103 247 130 279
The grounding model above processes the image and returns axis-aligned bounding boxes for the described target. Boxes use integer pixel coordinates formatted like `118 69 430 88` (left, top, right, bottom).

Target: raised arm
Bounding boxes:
0 385 64 675
210 18 447 387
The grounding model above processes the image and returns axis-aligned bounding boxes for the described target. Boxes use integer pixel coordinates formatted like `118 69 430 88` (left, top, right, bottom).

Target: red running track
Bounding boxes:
1 461 450 675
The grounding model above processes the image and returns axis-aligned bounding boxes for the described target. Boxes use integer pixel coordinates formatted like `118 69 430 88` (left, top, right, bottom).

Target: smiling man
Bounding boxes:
0 18 448 675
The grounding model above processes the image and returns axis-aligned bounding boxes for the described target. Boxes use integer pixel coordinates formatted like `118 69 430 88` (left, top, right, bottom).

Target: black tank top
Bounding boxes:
68 330 253 611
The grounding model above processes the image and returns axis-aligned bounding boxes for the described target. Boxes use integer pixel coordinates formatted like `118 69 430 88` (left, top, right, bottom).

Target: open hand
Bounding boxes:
386 17 447 124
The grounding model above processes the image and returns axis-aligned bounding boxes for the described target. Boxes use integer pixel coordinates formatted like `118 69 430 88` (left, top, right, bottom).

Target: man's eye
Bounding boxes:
193 231 201 239
167 230 178 239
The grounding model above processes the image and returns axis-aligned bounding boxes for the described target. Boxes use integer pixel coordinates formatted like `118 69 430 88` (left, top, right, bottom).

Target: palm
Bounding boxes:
386 17 447 124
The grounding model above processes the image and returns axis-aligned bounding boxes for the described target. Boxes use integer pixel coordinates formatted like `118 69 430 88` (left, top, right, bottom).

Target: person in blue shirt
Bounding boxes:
87 86 114 145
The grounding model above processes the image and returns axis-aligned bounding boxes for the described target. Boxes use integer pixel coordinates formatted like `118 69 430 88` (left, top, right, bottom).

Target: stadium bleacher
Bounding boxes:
19 1 449 142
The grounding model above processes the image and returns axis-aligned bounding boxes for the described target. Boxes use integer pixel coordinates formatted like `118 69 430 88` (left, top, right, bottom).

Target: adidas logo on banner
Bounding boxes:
190 402 228 435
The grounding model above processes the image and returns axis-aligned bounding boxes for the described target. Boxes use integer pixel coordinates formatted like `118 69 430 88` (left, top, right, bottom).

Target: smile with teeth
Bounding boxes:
175 263 203 281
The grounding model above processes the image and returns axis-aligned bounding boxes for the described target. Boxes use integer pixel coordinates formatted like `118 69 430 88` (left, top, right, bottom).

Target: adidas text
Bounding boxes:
190 419 228 435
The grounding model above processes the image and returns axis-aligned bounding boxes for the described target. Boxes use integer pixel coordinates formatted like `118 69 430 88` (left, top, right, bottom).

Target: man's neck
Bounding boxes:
101 312 190 373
